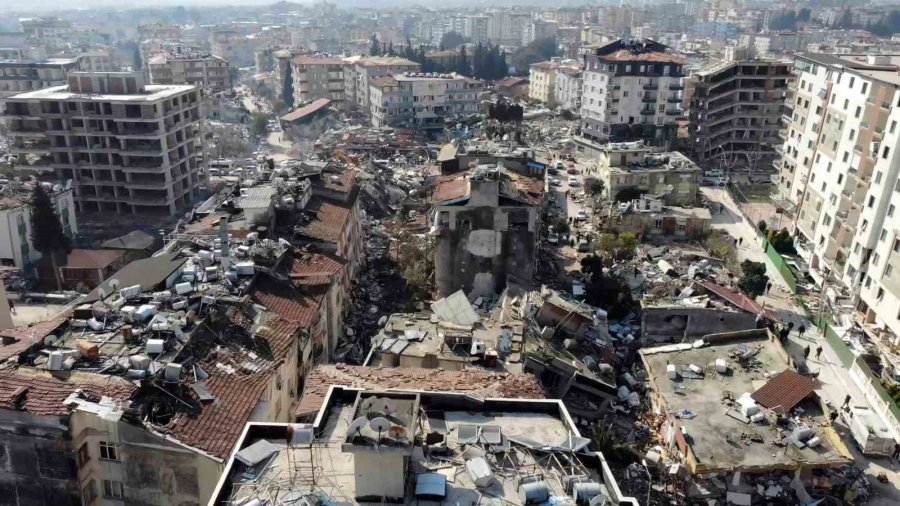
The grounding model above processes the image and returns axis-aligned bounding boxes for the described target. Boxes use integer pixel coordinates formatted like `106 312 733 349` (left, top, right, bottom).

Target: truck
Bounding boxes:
844 405 895 456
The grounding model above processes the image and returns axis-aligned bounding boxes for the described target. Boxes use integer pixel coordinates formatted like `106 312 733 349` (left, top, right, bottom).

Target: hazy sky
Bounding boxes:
6 0 304 13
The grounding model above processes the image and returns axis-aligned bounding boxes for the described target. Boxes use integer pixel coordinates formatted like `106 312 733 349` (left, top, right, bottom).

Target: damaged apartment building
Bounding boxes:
429 157 545 298
594 141 701 206
0 163 362 505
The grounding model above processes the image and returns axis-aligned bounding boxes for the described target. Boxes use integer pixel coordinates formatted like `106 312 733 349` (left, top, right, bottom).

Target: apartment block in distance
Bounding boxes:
147 50 231 91
290 56 345 106
776 53 900 339
689 58 793 168
4 71 202 216
580 38 685 145
343 56 419 112
369 72 485 131
0 57 80 102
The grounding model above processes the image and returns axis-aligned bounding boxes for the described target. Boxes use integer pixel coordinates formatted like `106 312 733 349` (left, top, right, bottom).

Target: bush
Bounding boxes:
770 228 796 255
738 260 769 298
552 218 570 234
758 220 767 233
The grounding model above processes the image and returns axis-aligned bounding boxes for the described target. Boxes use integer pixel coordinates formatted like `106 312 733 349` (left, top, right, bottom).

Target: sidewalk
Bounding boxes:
702 186 900 504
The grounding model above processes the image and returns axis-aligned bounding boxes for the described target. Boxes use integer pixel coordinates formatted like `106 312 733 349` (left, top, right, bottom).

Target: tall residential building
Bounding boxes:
369 72 485 131
528 61 560 103
0 57 80 102
776 53 900 339
147 51 232 91
580 39 685 145
556 66 583 112
290 56 345 106
19 17 72 49
343 56 419 112
4 72 203 216
464 15 490 43
689 58 793 168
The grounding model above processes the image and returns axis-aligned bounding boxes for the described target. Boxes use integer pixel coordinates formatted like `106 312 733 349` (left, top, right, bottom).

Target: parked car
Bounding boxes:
547 232 559 244
575 210 587 221
568 176 580 186
566 167 579 174
577 242 591 253
550 177 562 186
547 167 559 175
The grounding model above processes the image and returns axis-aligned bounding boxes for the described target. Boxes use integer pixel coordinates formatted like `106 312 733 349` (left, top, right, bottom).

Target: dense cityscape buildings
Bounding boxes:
1 1 900 505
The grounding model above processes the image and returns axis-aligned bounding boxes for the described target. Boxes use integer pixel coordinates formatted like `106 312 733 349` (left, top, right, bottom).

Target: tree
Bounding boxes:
614 186 642 203
250 112 269 139
440 31 465 51
369 34 381 56
30 184 71 291
579 254 634 318
738 260 769 298
133 46 142 70
587 178 605 198
769 228 796 255
282 62 294 109
757 220 768 233
456 46 470 76
511 37 557 75
838 9 854 29
387 41 395 56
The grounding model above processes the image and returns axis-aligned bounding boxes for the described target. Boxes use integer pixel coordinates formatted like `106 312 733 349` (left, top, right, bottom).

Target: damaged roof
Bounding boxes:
295 364 545 417
0 367 137 416
295 198 352 243
431 174 469 203
698 280 777 320
751 369 820 412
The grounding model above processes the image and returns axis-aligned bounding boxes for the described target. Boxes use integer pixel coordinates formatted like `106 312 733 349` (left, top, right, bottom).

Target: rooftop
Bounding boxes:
8 82 197 102
430 165 544 206
280 98 332 122
63 248 124 270
640 330 852 474
211 388 637 505
356 56 418 67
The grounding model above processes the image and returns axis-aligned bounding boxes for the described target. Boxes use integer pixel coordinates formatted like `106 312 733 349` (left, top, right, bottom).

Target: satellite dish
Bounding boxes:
378 315 388 327
108 278 120 290
379 399 397 417
43 334 58 346
369 417 391 434
346 416 368 439
361 397 378 413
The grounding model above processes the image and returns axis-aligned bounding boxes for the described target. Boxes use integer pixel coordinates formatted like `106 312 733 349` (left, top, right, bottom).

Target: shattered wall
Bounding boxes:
0 410 79 506
434 203 536 298
641 307 757 343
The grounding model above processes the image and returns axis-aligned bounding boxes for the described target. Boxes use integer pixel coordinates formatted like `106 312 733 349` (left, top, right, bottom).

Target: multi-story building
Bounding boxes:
78 50 114 72
369 72 485 131
775 53 900 339
596 141 701 206
147 50 231 91
290 56 345 105
4 71 203 216
343 56 419 112
137 23 183 42
19 17 72 49
210 29 266 67
580 38 685 145
0 182 76 272
464 15 490 43
528 60 559 103
0 57 80 102
689 58 793 169
556 65 583 112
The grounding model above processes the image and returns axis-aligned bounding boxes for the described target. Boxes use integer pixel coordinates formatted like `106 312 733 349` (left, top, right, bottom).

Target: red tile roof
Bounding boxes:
0 311 71 363
698 280 777 320
0 367 137 416
251 278 324 328
751 369 820 412
281 99 332 122
289 253 346 285
318 170 356 194
295 364 545 417
64 249 124 269
296 198 351 243
431 174 469 203
599 49 685 64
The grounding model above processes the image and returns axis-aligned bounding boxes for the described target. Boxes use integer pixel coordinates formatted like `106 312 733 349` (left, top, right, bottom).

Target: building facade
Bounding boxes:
596 141 701 206
528 61 559 104
556 66 583 112
369 73 485 131
290 56 345 105
689 58 793 168
580 38 685 145
0 58 80 102
4 72 203 216
0 184 76 272
344 56 420 112
147 52 231 91
776 53 900 340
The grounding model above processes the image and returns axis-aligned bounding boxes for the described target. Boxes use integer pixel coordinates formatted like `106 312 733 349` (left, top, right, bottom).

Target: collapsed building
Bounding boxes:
595 141 701 207
429 164 545 298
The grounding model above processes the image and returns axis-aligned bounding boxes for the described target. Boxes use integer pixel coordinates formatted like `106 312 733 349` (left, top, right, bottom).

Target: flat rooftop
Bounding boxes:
8 83 197 102
213 389 636 505
641 331 852 473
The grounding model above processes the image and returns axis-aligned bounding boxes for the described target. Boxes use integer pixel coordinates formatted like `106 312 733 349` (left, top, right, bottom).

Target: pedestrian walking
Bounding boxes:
798 324 806 338
788 321 795 332
829 411 839 425
738 237 743 247
7 299 15 316
892 443 900 463
765 282 772 295
778 327 789 342
815 345 823 360
843 394 852 409
803 345 810 359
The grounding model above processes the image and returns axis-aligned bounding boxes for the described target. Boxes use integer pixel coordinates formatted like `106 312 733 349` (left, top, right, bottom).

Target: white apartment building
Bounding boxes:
19 17 72 49
369 72 485 131
776 53 900 340
290 56 345 105
556 66 583 112
343 56 420 112
0 183 76 271
464 15 490 43
528 61 559 103
4 72 203 216
147 51 231 91
0 57 80 102
580 38 685 145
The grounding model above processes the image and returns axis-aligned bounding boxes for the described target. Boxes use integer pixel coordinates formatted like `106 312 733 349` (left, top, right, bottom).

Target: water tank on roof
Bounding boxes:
521 481 549 504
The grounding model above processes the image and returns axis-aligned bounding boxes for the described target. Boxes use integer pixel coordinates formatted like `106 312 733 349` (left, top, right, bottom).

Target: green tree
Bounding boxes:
441 31 465 50
133 46 142 70
30 184 71 291
457 46 470 75
369 34 381 56
587 178 605 198
769 228 796 255
250 112 269 139
511 37 557 75
738 260 769 298
282 62 293 109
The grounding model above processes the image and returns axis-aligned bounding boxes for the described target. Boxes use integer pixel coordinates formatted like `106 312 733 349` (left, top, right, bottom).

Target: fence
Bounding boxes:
760 236 798 293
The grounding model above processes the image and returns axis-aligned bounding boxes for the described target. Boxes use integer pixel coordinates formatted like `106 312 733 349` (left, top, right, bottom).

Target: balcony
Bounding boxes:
641 97 657 103
643 83 658 90
667 97 681 103
640 109 655 116
669 84 685 91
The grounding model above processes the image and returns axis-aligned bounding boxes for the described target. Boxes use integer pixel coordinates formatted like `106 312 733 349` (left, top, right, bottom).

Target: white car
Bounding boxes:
549 177 562 186
575 210 587 221
547 232 559 244
568 176 580 186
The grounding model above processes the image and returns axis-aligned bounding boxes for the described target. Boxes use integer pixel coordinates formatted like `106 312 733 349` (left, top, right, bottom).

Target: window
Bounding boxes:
849 76 855 88
654 218 662 230
884 146 891 159
865 275 872 288
102 480 124 499
855 106 861 118
887 265 895 277
868 196 875 208
837 174 843 184
854 242 861 254
821 182 827 192
874 253 881 266
843 151 849 162
82 480 97 505
876 171 883 184
862 82 868 94
877 287 885 300
892 120 897 134
881 229 888 241
99 441 119 461
844 98 849 110
889 204 895 217
862 219 869 232
831 95 836 104
849 129 855 140
77 443 89 467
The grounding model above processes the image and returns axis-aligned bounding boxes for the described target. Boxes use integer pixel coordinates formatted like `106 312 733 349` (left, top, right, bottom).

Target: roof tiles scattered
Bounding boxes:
0 368 137 416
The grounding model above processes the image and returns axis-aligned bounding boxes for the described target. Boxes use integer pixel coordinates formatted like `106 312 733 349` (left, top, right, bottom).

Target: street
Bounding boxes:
702 186 900 505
